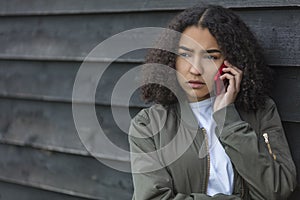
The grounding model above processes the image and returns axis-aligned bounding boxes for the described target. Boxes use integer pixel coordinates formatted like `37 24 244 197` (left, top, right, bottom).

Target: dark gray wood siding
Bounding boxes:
0 0 299 199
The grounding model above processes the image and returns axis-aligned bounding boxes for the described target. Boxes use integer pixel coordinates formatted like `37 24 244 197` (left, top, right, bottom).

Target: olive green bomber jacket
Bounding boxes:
129 97 297 200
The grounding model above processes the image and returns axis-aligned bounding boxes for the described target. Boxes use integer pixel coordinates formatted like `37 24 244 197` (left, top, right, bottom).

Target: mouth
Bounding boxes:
187 80 206 89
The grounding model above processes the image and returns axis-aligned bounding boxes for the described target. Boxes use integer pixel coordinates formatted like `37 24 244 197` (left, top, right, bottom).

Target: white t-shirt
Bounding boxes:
189 98 234 196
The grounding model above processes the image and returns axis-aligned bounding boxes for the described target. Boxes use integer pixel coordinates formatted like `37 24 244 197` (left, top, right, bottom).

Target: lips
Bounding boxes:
187 80 206 89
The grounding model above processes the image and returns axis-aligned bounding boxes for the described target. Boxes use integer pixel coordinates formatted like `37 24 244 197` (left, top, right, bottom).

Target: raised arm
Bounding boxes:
213 98 297 200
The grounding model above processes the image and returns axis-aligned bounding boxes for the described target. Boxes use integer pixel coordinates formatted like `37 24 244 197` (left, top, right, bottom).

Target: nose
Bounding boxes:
189 56 203 75
189 65 201 75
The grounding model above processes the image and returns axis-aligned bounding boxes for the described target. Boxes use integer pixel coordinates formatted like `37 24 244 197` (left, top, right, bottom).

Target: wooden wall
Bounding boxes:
0 0 299 199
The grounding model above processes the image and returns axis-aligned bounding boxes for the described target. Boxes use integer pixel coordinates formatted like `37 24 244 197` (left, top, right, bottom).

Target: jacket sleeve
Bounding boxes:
129 109 241 200
213 98 297 200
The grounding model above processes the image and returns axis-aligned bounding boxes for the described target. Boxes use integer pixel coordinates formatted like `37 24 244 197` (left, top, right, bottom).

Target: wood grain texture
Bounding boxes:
0 0 298 15
0 60 146 107
0 97 298 163
0 98 141 160
0 60 298 121
0 98 298 198
0 180 92 200
0 9 299 66
0 1 299 199
0 120 298 199
0 144 133 200
271 66 300 122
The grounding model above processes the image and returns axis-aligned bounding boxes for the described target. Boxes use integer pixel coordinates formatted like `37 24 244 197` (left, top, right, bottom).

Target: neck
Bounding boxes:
187 94 211 102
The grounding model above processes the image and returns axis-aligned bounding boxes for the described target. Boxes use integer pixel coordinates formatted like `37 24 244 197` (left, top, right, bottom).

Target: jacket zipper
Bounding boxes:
262 133 276 160
201 127 210 194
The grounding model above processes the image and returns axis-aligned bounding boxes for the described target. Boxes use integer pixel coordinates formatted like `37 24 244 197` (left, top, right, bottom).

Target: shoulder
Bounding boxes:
264 96 277 109
130 104 177 137
238 96 278 117
256 96 279 118
132 104 176 125
238 96 281 133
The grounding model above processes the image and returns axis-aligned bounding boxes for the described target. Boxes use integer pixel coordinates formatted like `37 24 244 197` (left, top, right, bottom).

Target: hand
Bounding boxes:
213 60 243 112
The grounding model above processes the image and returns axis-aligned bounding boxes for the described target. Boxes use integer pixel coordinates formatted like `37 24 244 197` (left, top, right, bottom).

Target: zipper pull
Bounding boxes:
263 133 276 160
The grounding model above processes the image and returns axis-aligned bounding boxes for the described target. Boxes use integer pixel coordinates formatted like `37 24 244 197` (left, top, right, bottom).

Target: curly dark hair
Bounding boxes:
141 4 273 111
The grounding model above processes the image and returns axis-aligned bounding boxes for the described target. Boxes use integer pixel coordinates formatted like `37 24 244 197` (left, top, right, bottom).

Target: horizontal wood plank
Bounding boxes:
0 98 142 161
0 60 299 121
0 119 299 198
271 66 300 122
0 180 91 200
0 60 146 107
0 1 299 199
0 99 298 198
0 9 299 66
0 0 298 15
0 98 299 162
0 144 133 200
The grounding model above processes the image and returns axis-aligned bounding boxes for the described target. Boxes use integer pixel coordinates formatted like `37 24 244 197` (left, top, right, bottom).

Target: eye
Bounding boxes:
179 52 191 58
203 55 218 60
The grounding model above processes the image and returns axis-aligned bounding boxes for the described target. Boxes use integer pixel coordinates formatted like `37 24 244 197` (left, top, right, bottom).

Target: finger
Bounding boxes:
230 65 243 73
222 66 242 76
220 73 236 92
224 60 234 68
222 67 242 91
234 70 242 92
223 68 242 89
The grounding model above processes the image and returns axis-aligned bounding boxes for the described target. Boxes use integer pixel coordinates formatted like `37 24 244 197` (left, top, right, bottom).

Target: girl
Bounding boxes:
129 4 296 199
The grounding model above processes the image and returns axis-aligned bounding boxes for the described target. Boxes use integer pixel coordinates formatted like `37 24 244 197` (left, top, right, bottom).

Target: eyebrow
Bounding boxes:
206 49 221 54
178 46 221 54
178 46 193 52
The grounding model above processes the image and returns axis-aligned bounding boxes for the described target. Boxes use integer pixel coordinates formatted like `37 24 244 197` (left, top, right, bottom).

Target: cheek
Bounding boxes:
175 59 188 78
175 71 185 86
203 68 218 89
175 61 181 72
176 57 190 69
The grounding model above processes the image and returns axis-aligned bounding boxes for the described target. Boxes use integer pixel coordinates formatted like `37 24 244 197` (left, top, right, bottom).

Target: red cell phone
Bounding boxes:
214 63 228 95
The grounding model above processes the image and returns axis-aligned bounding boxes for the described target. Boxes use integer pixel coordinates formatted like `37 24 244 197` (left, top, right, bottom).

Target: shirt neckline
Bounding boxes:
189 97 215 109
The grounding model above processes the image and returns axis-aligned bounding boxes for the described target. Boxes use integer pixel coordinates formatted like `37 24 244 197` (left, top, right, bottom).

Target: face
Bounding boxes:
176 26 224 102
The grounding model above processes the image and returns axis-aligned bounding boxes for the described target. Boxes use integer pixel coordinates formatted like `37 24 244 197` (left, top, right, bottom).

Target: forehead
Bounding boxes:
179 26 219 50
